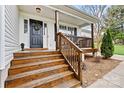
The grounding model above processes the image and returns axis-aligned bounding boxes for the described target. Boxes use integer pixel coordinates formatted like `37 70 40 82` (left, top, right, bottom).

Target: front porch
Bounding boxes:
3 5 99 88
19 5 98 87
0 5 123 88
18 5 98 50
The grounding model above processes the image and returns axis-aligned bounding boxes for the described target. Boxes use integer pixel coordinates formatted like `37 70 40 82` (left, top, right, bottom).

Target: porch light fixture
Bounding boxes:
36 7 41 13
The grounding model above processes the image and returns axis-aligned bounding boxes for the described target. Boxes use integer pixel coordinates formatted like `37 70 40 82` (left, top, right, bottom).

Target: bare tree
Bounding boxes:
78 5 108 49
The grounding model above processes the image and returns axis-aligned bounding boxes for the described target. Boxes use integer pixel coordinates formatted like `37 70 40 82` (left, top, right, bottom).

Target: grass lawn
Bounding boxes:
114 45 124 55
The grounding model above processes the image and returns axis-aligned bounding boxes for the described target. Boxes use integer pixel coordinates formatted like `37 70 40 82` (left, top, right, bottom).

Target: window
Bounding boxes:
44 23 47 28
68 27 74 31
59 24 77 35
24 19 28 33
59 25 66 30
44 23 47 35
74 28 77 36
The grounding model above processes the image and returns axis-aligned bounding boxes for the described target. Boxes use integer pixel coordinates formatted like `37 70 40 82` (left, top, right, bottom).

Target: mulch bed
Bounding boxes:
82 56 122 87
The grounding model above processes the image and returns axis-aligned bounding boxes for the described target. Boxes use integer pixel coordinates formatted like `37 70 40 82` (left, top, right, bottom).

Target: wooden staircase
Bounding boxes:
5 48 80 88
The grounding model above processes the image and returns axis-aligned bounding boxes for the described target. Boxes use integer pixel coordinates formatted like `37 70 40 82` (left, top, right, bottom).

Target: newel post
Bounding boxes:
56 33 61 51
59 33 62 51
78 52 84 85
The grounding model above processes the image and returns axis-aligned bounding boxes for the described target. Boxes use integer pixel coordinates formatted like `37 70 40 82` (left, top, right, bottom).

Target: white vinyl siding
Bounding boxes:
0 5 5 69
0 6 2 32
5 5 19 66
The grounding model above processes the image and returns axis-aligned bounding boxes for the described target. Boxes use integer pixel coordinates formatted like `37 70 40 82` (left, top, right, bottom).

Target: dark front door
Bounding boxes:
30 19 43 48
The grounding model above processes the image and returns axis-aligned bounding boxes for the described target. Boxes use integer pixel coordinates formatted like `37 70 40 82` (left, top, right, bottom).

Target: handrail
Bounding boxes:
57 32 83 83
57 32 82 52
65 34 92 48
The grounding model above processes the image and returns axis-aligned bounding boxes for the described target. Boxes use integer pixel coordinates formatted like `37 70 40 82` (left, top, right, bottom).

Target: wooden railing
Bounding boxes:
57 32 83 82
65 35 92 48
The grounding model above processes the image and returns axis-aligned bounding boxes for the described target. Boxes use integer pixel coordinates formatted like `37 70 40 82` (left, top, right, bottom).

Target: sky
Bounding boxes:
73 5 111 17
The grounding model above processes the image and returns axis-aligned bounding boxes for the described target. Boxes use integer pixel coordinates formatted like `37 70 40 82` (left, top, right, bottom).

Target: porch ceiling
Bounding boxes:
19 5 98 26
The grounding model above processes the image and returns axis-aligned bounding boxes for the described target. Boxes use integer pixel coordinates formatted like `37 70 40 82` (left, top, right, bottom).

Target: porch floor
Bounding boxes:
17 49 57 53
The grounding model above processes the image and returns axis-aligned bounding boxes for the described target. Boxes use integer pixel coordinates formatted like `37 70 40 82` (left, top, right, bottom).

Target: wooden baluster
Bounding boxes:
76 50 77 72
74 49 75 69
74 51 76 73
74 49 76 71
70 45 72 65
76 52 78 73
68 44 70 64
76 51 78 73
64 40 66 57
66 41 68 59
70 47 72 66
57 32 83 84
72 48 74 70
75 50 77 72
66 41 68 58
61 37 62 52
73 49 76 71
68 43 70 62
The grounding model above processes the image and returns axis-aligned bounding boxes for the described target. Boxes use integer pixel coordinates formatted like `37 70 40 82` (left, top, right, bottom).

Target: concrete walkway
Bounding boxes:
88 55 124 88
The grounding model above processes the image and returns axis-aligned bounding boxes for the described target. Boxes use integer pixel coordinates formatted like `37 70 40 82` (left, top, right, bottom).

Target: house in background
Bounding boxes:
0 5 98 88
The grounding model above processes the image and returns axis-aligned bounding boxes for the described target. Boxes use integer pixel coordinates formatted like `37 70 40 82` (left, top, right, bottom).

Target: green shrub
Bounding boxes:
101 29 114 59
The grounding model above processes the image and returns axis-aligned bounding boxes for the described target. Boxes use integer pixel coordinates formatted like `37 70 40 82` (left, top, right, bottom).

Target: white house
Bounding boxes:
0 5 98 88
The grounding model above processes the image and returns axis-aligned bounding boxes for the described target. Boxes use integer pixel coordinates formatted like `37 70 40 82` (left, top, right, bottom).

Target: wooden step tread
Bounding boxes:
7 64 69 81
10 59 65 69
13 54 62 61
14 50 60 58
16 71 73 88
53 79 80 88
24 48 48 51
15 50 59 54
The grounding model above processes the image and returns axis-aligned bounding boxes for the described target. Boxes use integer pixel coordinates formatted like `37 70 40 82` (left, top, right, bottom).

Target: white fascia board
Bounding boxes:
46 5 99 24
79 23 90 28
66 5 99 22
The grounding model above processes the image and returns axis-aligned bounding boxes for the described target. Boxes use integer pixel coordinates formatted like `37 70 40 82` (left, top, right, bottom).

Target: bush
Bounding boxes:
101 29 114 59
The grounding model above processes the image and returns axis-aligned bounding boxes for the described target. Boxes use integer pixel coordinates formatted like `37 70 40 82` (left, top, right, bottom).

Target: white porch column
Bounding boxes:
0 5 5 87
91 23 94 49
55 10 59 50
55 10 59 34
91 23 95 56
